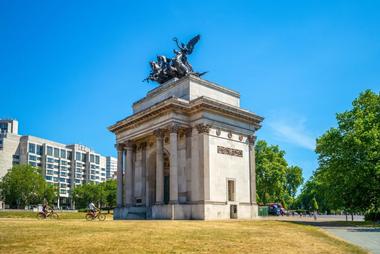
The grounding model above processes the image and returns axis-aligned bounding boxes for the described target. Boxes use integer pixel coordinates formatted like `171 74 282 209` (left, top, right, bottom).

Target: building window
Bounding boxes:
75 152 81 161
45 176 52 181
29 143 36 154
95 155 100 164
60 189 66 194
82 153 86 163
61 149 66 159
47 146 53 156
47 170 53 175
227 180 235 202
90 154 95 163
29 155 37 161
36 145 43 155
29 161 37 167
54 148 59 158
67 151 72 160
47 157 54 163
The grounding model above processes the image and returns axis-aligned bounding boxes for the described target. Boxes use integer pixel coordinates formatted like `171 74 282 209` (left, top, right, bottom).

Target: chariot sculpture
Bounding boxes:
144 34 206 84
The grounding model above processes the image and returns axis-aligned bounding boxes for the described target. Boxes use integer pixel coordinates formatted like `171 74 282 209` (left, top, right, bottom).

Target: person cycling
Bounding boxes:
88 202 97 217
42 202 51 217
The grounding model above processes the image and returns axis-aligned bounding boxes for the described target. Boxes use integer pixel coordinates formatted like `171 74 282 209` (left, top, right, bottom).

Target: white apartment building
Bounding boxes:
106 156 117 179
0 119 117 209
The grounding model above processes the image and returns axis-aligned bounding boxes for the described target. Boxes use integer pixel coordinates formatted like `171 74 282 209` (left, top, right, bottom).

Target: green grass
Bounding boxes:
0 218 367 254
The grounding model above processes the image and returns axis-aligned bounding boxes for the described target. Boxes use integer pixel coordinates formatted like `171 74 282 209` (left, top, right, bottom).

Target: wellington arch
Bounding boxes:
109 74 263 220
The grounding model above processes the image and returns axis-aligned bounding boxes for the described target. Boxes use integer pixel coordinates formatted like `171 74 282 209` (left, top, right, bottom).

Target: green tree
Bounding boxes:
255 140 303 207
100 180 117 212
314 90 380 214
72 180 116 210
0 164 56 208
286 166 304 198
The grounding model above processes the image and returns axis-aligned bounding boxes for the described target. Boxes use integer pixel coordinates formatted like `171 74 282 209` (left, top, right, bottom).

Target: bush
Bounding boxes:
364 209 380 222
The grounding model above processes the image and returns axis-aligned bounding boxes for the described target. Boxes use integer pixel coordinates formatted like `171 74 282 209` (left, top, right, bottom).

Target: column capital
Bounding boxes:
115 143 125 151
169 124 179 133
140 142 147 149
247 135 257 145
185 127 193 137
153 128 165 138
195 123 211 134
124 140 134 149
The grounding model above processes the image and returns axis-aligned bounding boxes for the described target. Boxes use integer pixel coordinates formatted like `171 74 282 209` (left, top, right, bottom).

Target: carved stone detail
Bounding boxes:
239 135 243 141
216 128 221 136
185 127 193 137
247 135 257 145
153 129 165 138
228 131 232 139
217 146 243 157
125 140 134 149
169 124 179 133
115 143 125 151
196 123 211 134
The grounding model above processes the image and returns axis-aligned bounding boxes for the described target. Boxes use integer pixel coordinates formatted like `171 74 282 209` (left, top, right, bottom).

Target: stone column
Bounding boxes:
190 127 199 202
196 123 211 202
141 142 147 204
124 140 134 207
248 135 257 204
185 127 192 202
116 143 124 207
169 124 179 204
154 129 164 204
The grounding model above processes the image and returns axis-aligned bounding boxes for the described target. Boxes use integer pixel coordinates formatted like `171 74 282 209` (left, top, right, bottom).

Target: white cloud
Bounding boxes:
267 113 316 151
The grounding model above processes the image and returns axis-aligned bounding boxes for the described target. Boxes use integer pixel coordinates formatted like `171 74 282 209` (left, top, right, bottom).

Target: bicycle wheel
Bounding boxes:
50 212 59 220
98 214 106 221
37 213 45 220
85 214 94 221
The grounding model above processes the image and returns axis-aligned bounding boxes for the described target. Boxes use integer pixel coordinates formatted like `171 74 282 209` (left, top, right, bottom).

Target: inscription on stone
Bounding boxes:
217 146 243 157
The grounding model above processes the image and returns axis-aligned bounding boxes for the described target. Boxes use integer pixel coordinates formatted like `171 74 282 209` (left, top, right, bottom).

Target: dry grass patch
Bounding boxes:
0 219 366 254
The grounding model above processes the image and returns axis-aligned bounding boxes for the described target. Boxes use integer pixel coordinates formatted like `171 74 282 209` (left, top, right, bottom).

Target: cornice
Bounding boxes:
109 96 264 134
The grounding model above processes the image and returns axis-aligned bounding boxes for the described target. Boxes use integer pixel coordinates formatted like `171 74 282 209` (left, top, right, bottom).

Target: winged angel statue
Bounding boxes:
144 35 206 84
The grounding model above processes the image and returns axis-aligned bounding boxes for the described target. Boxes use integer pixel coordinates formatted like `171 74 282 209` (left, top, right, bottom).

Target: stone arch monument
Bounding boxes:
109 74 263 220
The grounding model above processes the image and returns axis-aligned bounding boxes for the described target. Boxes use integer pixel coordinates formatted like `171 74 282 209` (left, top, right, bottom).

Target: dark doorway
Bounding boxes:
230 205 237 219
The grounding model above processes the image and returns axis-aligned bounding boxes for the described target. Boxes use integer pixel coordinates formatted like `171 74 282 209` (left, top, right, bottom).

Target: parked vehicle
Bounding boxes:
268 203 286 216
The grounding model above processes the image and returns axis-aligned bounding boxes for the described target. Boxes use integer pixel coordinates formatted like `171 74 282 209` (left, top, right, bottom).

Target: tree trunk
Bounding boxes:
351 213 354 221
345 212 348 221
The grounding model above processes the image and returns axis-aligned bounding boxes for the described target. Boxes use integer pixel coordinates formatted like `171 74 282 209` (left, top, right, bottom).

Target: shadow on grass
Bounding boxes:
278 220 380 229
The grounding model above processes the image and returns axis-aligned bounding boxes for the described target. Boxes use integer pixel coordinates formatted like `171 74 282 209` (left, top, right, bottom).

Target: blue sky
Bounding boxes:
1 1 379 181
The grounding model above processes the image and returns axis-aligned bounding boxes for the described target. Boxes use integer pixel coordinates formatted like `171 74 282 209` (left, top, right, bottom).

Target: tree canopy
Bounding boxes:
256 140 303 208
0 164 56 208
298 90 380 214
72 179 116 210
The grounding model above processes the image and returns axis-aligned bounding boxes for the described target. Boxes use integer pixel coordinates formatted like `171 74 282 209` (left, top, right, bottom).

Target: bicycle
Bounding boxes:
37 209 59 220
85 209 106 221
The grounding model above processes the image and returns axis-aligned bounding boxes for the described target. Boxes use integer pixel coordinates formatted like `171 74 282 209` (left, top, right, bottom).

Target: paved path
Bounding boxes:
323 226 380 254
262 215 379 253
